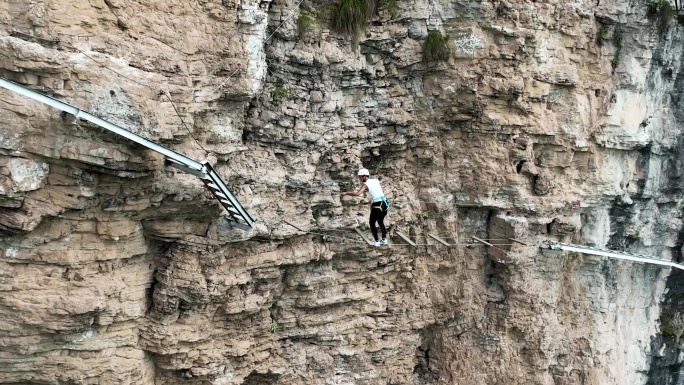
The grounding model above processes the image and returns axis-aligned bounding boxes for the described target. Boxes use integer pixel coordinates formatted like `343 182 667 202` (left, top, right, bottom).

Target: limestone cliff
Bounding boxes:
1 0 684 384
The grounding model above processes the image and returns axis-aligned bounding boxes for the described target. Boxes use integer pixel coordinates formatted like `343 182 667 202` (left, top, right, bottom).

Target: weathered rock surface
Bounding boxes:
1 0 684 384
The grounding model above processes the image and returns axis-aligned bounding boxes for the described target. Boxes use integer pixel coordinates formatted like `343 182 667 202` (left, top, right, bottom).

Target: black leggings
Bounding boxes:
369 201 388 241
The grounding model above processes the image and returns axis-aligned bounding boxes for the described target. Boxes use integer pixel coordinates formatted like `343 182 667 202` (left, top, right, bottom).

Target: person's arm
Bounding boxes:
341 184 368 197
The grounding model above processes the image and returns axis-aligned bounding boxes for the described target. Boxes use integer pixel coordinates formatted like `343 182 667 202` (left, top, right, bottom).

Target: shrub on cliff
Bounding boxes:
423 30 450 62
330 0 375 39
646 0 675 32
379 0 399 16
298 11 317 39
329 0 400 41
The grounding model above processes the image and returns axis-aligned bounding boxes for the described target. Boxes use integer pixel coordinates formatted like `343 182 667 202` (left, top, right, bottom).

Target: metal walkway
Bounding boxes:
542 241 684 271
0 78 253 231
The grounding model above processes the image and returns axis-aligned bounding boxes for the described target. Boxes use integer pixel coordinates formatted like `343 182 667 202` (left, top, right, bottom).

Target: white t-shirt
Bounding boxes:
364 179 385 201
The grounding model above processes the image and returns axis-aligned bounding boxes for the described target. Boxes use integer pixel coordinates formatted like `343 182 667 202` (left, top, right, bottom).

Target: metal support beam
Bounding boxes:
165 158 208 179
428 233 450 246
0 78 254 230
508 238 528 246
546 242 684 271
203 163 253 227
0 78 204 171
472 237 493 247
354 228 374 246
395 231 416 246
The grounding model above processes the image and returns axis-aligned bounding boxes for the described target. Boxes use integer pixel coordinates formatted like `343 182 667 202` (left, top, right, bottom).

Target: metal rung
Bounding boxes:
165 159 208 179
214 191 227 199
225 207 241 216
206 183 219 190
226 221 253 232
204 163 253 227
472 237 493 247
354 228 374 246
222 205 242 216
428 233 450 246
509 238 528 246
216 199 238 211
395 231 416 246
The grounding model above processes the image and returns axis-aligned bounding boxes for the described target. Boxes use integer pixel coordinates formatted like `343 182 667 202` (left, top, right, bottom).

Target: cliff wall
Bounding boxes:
1 0 683 384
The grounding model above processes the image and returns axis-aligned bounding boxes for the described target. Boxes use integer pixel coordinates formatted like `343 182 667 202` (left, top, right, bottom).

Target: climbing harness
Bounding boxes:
371 197 389 212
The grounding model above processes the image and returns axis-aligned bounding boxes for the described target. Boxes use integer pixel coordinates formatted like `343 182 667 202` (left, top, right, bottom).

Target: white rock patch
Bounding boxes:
7 158 49 192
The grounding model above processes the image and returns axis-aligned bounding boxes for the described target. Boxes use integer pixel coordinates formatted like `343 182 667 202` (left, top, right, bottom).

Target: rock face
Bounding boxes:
1 0 684 384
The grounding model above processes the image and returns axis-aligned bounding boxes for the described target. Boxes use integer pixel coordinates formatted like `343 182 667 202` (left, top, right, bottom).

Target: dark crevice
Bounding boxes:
515 160 525 174
413 325 440 382
145 270 158 315
242 370 281 385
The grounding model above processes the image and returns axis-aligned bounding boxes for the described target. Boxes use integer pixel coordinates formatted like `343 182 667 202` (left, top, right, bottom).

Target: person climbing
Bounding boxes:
341 168 389 247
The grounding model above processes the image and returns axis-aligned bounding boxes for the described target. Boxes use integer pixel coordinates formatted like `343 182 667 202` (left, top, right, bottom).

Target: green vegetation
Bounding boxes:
379 0 399 16
327 0 401 41
613 195 623 205
322 233 330 242
590 131 598 140
270 320 278 333
661 313 684 340
611 57 620 69
614 28 623 46
298 11 316 38
661 316 675 335
647 0 671 13
595 30 607 45
495 2 513 17
423 30 450 62
660 314 681 336
421 210 429 219
312 209 320 221
273 85 296 99
646 0 675 32
535 154 545 165
330 0 375 39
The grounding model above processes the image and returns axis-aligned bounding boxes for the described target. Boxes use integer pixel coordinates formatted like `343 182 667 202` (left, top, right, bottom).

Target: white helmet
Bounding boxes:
358 168 370 176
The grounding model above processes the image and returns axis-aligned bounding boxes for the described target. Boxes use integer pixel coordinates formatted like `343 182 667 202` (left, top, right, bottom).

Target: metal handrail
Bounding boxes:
0 78 253 230
545 241 684 270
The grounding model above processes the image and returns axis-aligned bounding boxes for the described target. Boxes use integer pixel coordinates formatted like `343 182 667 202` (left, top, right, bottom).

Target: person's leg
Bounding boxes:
378 209 387 240
369 207 380 241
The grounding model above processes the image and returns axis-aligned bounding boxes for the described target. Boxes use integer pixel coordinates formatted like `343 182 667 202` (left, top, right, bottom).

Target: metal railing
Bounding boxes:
0 78 253 230
543 241 684 270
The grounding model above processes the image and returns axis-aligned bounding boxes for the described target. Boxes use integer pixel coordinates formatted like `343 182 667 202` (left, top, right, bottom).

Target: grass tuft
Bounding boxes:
646 0 675 33
298 11 316 39
611 57 620 69
379 0 399 16
330 0 375 39
595 30 607 46
423 30 450 62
